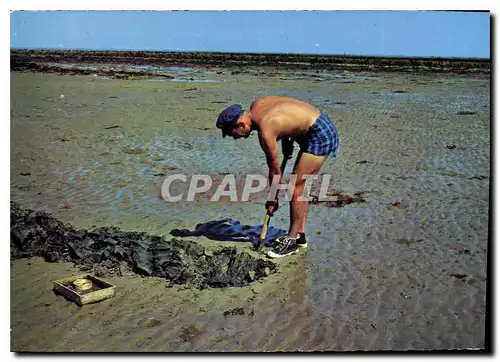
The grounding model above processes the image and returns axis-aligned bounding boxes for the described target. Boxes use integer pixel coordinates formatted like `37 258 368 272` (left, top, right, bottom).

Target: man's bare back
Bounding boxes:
249 96 320 140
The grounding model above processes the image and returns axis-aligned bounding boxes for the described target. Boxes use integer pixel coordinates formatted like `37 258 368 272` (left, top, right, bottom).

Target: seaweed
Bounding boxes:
10 49 490 75
10 202 277 289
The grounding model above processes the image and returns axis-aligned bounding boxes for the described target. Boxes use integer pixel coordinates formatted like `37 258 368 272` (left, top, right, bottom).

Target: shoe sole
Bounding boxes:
267 245 308 258
267 249 299 258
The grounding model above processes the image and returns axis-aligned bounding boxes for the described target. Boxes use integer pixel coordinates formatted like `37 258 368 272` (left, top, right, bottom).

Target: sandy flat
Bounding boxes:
10 67 489 351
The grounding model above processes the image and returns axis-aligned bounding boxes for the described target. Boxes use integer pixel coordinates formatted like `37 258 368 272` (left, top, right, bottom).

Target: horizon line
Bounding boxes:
10 47 491 61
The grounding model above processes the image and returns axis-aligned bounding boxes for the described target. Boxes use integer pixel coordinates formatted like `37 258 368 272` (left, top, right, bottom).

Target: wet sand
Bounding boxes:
10 65 489 351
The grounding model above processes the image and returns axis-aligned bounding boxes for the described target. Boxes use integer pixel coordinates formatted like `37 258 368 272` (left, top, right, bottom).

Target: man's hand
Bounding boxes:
265 199 279 215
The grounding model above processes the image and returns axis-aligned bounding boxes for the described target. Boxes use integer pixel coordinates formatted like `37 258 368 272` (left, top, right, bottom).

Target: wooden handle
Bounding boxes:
259 214 270 240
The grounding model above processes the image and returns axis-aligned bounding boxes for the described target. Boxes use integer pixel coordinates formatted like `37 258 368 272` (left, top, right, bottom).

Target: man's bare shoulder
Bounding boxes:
250 96 272 112
250 97 272 125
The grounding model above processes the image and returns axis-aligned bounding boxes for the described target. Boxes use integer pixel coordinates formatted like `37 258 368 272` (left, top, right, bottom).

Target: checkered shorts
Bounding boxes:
296 113 339 158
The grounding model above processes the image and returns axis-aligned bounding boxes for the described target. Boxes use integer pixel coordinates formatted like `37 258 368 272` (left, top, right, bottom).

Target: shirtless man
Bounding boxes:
216 96 339 258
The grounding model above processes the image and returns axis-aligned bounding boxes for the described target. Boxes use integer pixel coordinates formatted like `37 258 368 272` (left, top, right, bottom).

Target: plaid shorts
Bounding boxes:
296 113 339 158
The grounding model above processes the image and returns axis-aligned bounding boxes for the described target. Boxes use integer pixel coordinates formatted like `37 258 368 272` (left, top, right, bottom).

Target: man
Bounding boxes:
216 96 339 258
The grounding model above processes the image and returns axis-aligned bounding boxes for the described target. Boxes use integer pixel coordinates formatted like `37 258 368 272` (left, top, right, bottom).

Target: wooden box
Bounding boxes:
53 274 116 306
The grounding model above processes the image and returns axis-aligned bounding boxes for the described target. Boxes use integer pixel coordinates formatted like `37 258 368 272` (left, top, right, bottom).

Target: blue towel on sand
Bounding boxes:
170 218 286 247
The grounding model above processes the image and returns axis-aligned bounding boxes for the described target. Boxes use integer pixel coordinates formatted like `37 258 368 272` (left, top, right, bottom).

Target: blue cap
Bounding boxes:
216 104 243 138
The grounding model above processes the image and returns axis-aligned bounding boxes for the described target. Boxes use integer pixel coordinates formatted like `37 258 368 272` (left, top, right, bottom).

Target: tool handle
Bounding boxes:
259 213 271 241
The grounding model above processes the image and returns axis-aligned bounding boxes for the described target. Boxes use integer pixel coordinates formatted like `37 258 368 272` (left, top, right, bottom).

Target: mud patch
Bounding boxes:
310 191 367 208
469 175 488 180
10 202 276 288
179 325 200 343
121 146 145 154
223 307 245 317
387 201 408 211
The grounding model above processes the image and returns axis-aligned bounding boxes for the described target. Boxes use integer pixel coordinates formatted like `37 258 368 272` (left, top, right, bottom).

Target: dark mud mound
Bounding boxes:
310 190 367 208
10 60 176 80
10 202 276 288
170 218 286 247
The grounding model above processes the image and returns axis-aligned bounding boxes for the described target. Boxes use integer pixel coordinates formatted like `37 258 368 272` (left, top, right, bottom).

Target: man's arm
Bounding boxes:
258 130 281 186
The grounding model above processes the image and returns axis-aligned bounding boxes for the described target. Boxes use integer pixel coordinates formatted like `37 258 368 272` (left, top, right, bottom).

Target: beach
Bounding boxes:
10 60 489 351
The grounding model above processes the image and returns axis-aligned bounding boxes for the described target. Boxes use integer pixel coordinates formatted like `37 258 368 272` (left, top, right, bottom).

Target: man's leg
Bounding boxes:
288 152 327 238
267 152 327 258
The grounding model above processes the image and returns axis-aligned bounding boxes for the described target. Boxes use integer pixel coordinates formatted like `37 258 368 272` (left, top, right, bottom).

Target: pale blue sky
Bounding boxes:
10 11 490 58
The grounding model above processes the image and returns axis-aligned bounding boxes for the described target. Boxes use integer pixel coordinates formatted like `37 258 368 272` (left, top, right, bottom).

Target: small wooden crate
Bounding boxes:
53 274 116 306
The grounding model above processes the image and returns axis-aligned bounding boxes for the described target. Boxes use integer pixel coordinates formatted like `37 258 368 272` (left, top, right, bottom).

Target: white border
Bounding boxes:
3 1 496 361
3 1 499 10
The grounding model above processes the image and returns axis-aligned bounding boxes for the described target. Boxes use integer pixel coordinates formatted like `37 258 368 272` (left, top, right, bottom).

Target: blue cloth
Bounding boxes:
216 104 243 138
295 112 339 158
170 218 286 247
